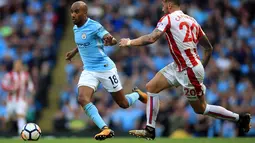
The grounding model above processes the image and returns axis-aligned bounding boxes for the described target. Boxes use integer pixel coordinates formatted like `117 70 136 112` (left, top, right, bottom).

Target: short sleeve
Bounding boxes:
198 26 205 39
1 73 12 91
156 15 170 32
96 24 109 39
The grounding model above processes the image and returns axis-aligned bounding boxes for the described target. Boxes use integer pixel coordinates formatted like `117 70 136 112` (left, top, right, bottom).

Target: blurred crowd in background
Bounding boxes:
0 0 255 138
0 0 66 132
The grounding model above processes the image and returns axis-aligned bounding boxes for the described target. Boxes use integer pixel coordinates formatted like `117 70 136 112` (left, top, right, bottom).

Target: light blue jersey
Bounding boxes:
73 18 115 71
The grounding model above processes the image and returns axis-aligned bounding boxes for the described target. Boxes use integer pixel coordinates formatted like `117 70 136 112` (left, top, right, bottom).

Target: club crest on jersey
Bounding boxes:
81 33 86 39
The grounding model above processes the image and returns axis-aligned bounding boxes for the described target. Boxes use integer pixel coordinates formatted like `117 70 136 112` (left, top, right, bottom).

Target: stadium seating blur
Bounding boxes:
1 0 255 138
0 0 66 132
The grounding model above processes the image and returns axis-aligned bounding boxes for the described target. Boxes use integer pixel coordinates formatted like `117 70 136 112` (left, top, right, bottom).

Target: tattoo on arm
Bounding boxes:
199 35 213 68
131 29 164 46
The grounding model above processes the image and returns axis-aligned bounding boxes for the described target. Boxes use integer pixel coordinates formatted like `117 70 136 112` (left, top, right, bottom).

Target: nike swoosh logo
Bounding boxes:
113 85 118 88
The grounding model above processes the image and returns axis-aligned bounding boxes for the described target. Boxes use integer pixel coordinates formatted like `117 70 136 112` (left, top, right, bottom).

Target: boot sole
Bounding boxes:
95 131 114 140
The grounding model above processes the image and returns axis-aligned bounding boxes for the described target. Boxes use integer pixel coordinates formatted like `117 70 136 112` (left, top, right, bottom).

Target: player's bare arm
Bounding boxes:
103 34 117 46
28 76 35 95
119 29 164 47
65 47 79 62
198 35 213 68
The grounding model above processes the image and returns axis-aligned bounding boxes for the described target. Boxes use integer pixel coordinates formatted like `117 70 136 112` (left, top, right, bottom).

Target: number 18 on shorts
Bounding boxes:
77 68 123 92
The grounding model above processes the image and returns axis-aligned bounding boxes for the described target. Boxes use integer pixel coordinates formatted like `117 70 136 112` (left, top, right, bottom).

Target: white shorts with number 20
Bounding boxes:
160 62 206 101
78 68 123 92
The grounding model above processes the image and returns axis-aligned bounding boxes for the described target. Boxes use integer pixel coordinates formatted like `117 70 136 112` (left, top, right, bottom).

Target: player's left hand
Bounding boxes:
103 35 113 46
119 38 130 47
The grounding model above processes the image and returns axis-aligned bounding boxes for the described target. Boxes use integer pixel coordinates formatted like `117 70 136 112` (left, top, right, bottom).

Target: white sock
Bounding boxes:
204 104 239 122
17 118 26 134
146 92 160 128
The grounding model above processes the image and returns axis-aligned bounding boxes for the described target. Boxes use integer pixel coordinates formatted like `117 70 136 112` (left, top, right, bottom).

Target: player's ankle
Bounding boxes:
102 126 109 130
145 125 155 133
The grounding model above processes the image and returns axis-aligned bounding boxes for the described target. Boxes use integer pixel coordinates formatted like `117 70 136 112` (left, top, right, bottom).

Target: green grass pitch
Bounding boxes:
0 138 254 143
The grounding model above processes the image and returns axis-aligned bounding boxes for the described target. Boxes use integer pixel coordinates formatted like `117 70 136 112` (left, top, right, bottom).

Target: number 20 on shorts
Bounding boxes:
184 88 204 97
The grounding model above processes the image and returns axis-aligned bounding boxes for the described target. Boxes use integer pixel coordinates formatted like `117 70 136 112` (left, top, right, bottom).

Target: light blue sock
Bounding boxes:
84 103 107 129
125 92 139 106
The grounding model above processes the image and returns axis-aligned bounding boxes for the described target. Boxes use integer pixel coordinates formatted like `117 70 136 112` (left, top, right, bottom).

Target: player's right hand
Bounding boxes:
119 38 131 47
65 51 76 62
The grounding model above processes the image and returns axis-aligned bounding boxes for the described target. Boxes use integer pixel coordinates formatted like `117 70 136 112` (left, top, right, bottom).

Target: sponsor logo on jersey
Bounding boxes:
157 22 164 27
76 42 90 48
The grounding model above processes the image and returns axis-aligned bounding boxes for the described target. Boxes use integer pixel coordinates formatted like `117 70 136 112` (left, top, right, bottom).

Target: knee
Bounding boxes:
77 93 90 107
146 83 159 93
117 101 129 109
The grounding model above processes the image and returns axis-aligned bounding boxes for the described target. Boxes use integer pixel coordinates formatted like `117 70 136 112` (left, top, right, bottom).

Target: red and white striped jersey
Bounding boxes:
1 71 34 102
156 10 205 71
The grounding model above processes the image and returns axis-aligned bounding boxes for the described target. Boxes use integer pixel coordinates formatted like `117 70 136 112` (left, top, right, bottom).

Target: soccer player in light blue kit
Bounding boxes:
65 1 147 140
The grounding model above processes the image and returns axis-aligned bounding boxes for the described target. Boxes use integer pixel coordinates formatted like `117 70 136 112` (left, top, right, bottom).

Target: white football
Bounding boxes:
21 123 41 141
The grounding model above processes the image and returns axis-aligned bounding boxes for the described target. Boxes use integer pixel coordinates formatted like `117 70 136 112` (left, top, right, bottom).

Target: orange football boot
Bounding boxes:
94 126 114 140
132 87 148 104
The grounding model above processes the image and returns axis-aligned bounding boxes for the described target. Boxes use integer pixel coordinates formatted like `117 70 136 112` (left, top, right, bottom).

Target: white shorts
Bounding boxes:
160 62 206 101
6 100 27 119
78 68 123 92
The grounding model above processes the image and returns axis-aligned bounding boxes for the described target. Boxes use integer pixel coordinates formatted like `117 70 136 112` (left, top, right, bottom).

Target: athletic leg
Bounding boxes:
78 86 107 129
111 88 148 109
189 94 251 133
78 70 113 140
145 71 171 128
111 89 138 108
16 100 28 134
185 65 251 133
78 86 114 140
99 68 147 109
17 115 26 134
129 69 174 140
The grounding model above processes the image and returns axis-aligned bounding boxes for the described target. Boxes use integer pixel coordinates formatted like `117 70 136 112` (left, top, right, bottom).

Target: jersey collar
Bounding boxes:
77 18 90 29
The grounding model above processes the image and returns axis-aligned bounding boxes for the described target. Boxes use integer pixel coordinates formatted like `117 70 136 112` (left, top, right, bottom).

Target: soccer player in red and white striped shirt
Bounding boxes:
119 0 251 139
1 60 34 133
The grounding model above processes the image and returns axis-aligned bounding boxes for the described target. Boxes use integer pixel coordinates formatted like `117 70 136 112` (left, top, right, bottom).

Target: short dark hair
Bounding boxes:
166 0 181 6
